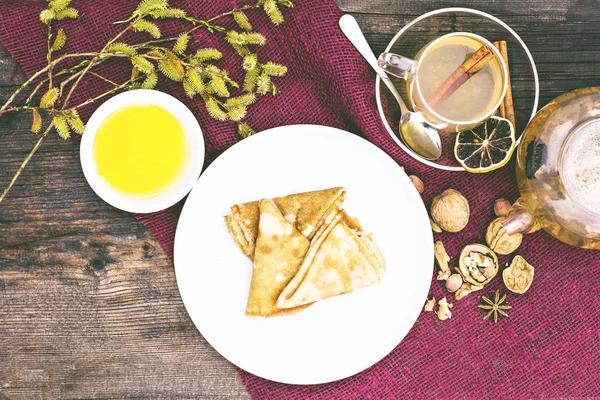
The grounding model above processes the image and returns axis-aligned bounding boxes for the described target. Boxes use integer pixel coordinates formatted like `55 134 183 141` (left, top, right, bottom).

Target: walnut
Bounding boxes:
503 255 535 294
423 296 436 312
454 281 484 301
445 273 463 292
408 175 425 194
434 240 451 280
436 297 453 320
486 217 522 255
458 244 498 286
430 189 470 232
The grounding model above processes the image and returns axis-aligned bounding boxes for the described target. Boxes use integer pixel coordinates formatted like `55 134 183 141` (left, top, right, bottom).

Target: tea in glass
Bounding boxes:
561 118 600 216
378 32 509 131
414 34 506 123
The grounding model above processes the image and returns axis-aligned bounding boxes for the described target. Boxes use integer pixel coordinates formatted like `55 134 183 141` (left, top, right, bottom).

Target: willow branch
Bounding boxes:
0 105 47 116
88 71 120 87
20 40 185 106
61 17 141 108
74 78 135 110
185 4 262 35
106 17 140 47
0 122 54 204
134 37 176 47
22 55 123 105
26 80 48 105
47 25 54 88
207 4 261 23
0 52 101 112
59 55 125 91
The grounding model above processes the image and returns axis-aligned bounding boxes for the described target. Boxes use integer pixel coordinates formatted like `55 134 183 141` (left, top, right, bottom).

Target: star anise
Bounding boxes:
478 290 512 323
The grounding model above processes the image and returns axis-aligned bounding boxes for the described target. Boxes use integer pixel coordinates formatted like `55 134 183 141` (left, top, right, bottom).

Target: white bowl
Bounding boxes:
80 89 205 213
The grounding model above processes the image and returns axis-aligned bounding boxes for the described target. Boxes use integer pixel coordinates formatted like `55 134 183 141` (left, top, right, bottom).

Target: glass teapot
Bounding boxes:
504 87 600 249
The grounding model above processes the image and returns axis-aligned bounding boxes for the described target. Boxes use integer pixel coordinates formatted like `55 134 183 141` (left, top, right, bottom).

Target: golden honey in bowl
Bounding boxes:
93 104 189 197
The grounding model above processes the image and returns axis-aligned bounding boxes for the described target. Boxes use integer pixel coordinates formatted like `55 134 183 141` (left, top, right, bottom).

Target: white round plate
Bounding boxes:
174 125 433 385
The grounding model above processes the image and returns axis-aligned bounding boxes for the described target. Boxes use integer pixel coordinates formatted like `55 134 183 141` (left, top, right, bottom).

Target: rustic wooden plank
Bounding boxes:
0 232 252 399
0 43 250 400
0 105 251 399
0 45 24 86
1 0 599 398
335 0 600 17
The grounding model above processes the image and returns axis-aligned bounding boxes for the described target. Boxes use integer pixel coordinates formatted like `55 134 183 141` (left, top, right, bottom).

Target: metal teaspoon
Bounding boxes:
339 14 442 160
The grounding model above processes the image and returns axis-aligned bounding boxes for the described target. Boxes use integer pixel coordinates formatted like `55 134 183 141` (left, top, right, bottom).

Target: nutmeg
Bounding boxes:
408 175 425 194
430 189 470 232
486 217 522 255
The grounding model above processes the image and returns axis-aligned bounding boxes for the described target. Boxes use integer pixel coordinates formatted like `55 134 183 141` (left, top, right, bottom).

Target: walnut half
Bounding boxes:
454 281 484 301
503 255 534 294
486 217 522 255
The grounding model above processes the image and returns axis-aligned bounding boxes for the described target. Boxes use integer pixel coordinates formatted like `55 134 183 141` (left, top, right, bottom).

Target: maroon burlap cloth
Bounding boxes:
1 1 599 398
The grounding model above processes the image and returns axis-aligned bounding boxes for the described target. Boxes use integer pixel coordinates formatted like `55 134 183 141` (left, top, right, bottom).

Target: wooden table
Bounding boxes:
1 1 598 398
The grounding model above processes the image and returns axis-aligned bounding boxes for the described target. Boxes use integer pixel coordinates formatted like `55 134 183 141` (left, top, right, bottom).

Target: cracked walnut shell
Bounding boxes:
486 217 523 255
454 281 484 301
503 255 535 294
430 189 470 232
458 244 498 286
434 241 451 280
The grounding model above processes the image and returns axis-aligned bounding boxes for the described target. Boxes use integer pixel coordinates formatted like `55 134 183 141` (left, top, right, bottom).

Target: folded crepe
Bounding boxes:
276 210 385 309
245 198 312 317
225 187 346 260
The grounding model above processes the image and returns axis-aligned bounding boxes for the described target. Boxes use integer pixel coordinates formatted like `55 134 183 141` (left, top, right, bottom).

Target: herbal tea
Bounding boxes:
417 35 505 122
561 118 600 215
93 104 189 197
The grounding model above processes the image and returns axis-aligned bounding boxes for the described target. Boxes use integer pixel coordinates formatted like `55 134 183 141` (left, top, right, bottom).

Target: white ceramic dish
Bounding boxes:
174 125 433 385
80 89 205 213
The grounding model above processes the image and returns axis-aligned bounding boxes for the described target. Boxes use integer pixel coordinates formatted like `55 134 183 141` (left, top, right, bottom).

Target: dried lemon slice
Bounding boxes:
454 116 516 173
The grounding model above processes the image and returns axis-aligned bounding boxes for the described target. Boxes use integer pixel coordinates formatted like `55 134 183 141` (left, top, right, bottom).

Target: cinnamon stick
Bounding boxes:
428 45 495 108
493 41 516 128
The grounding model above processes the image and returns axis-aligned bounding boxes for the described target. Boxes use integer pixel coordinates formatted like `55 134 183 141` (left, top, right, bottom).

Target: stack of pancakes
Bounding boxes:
226 187 385 317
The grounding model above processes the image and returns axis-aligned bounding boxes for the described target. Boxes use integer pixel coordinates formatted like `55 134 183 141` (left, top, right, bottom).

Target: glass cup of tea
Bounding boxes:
378 32 508 132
